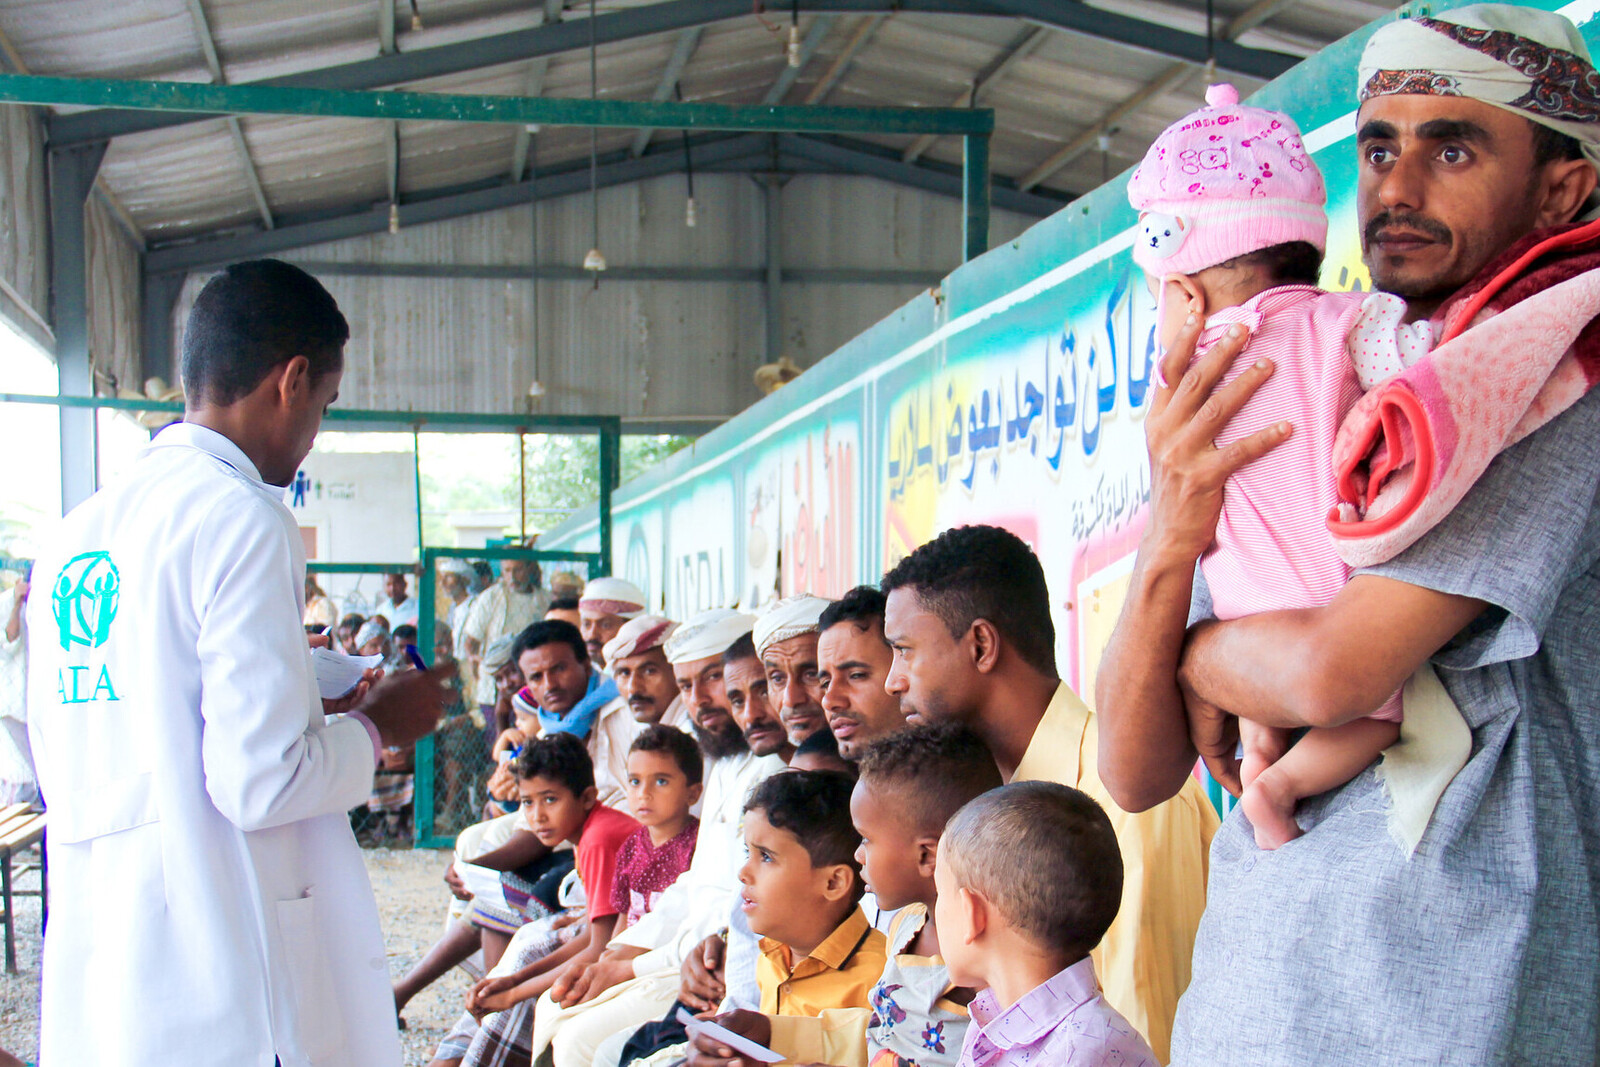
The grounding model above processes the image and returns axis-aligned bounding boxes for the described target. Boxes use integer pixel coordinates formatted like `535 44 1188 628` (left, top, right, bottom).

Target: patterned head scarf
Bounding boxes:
1359 5 1600 174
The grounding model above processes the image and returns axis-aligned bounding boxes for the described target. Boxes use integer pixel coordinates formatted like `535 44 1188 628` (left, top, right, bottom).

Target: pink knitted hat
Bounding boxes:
1127 83 1327 277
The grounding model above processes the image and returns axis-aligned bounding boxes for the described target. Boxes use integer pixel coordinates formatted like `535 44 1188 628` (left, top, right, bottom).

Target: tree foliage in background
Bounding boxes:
419 434 692 545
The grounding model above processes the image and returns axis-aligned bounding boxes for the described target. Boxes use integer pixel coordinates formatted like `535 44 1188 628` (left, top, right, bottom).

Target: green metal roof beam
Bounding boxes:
0 392 625 434
0 72 993 137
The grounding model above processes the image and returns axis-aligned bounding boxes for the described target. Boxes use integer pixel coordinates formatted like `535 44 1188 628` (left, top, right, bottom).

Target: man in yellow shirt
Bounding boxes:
880 524 1217 1063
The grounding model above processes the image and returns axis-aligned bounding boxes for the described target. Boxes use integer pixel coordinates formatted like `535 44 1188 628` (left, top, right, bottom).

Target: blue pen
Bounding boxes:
404 644 428 671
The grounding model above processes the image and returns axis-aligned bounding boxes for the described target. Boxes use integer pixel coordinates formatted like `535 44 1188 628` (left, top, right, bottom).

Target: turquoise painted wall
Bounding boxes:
545 0 1600 697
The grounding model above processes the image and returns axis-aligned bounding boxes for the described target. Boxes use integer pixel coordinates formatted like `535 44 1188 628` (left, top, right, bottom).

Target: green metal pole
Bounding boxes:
597 418 620 578
0 72 994 138
963 132 991 262
415 548 437 846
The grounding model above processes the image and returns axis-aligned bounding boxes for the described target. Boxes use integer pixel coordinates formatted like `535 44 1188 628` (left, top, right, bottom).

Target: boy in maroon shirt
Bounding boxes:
611 724 704 931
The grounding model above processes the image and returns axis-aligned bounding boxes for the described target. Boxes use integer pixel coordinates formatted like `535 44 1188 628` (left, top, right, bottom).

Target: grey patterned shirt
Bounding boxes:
1171 389 1600 1065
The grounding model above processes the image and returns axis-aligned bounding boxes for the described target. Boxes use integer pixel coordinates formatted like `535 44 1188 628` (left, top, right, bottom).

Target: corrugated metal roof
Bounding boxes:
0 0 1404 246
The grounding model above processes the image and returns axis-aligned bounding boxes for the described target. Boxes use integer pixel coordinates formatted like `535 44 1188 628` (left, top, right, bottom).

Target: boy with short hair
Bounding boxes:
698 724 1003 1067
678 771 888 1067
465 733 639 1018
612 725 704 932
937 782 1155 1067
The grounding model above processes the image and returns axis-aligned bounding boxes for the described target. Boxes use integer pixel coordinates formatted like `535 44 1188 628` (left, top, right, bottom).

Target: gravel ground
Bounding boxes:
0 844 472 1066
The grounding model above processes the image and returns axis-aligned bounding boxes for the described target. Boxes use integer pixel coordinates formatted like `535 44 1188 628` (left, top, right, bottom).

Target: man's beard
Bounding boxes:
693 718 749 760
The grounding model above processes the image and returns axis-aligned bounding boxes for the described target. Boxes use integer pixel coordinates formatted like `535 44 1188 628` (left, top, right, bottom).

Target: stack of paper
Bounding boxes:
311 647 384 700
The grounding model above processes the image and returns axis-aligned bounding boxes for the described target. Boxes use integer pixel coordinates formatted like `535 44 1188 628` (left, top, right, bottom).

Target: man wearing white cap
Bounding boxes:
602 616 690 732
579 576 648 670
1098 7 1600 1062
752 593 833 748
528 608 786 1067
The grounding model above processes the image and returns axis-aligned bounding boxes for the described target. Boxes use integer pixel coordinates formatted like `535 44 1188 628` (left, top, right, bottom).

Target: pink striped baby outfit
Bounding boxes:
1196 284 1430 720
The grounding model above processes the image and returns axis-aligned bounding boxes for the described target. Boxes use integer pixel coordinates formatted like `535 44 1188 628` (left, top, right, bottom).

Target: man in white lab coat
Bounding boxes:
27 260 450 1066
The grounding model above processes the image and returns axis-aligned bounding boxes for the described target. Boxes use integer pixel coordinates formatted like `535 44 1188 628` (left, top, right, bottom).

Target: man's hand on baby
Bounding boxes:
680 933 727 1012
1145 315 1289 565
1178 647 1243 795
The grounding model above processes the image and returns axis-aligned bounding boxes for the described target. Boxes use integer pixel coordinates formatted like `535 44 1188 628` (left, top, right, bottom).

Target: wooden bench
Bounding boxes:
0 805 45 973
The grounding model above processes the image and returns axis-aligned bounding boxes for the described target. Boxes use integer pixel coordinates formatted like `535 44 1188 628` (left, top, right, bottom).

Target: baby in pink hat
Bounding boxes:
1129 84 1434 849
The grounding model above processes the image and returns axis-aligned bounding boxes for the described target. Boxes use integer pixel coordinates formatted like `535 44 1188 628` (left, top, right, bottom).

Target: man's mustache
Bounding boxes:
1363 211 1453 249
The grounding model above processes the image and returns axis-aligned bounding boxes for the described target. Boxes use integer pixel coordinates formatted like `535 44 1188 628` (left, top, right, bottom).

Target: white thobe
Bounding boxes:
372 595 419 629
590 694 643 811
26 423 396 1067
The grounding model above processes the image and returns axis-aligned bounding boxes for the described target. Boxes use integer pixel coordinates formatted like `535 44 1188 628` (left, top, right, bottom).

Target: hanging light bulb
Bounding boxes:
584 0 604 288
526 379 546 398
787 23 801 67
388 202 400 235
1096 132 1112 153
410 0 423 31
685 197 698 228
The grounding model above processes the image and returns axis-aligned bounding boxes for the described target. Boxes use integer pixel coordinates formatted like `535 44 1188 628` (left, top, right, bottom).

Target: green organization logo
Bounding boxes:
52 551 120 652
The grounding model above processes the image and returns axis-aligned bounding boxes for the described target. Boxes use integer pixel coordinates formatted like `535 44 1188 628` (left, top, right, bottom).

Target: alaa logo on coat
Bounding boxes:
52 551 120 652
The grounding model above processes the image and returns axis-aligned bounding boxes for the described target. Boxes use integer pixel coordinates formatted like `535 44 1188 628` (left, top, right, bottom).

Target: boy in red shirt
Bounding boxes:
468 732 638 1016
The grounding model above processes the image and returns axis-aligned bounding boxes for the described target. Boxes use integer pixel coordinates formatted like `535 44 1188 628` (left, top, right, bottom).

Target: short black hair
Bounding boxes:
472 561 495 582
858 724 1002 837
629 724 704 786
337 613 365 633
1532 120 1584 165
722 631 759 667
1214 241 1323 286
547 596 581 612
182 260 349 406
393 624 417 645
819 585 886 634
745 770 861 871
881 525 1057 677
944 781 1122 959
512 619 588 667
793 724 856 778
515 731 595 796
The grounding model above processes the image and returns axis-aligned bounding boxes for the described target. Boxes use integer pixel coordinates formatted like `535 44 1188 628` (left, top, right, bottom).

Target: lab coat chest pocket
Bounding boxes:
274 890 341 1063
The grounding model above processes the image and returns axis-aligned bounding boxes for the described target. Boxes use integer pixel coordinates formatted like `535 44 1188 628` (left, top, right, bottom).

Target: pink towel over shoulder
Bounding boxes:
1327 220 1600 567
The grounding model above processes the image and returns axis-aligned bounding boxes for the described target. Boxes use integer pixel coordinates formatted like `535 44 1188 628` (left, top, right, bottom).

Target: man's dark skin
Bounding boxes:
1096 95 1598 811
817 614 908 760
726 651 793 761
762 632 827 746
881 587 1057 781
611 646 680 724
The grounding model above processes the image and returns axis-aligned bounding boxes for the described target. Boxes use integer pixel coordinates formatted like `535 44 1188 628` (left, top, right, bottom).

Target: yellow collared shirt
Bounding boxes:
1012 683 1219 1065
757 905 890 1020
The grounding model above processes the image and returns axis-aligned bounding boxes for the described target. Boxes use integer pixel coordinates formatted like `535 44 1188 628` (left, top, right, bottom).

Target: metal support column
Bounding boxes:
49 140 108 512
139 270 186 385
963 132 990 262
764 173 784 362
597 417 620 577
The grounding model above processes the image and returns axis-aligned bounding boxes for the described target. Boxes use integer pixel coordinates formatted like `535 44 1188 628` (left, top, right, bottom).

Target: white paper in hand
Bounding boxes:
456 861 511 911
311 646 384 700
676 1007 784 1064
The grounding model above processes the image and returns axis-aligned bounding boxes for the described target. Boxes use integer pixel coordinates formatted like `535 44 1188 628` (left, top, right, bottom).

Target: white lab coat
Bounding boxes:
26 423 398 1067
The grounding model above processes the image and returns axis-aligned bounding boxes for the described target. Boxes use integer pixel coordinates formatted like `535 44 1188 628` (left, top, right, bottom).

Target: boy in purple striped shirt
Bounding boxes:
936 782 1155 1067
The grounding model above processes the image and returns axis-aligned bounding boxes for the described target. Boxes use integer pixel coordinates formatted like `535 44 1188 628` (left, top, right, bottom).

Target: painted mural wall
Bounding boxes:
545 0 1600 699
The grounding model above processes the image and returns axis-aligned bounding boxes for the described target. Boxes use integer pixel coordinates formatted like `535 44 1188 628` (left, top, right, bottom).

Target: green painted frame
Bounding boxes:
0 73 993 259
414 545 604 849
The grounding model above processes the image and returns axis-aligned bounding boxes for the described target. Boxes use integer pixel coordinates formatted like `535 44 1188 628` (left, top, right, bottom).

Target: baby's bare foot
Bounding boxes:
1241 773 1304 850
